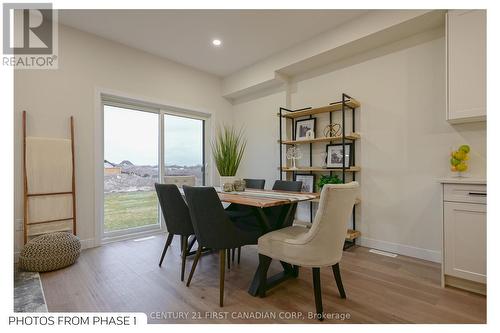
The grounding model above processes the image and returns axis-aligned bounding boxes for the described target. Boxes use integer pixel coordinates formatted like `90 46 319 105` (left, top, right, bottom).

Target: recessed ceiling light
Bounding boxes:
212 39 222 46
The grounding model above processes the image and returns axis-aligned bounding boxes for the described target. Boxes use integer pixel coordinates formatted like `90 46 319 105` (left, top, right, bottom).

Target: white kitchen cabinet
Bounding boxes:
446 10 486 123
441 180 486 294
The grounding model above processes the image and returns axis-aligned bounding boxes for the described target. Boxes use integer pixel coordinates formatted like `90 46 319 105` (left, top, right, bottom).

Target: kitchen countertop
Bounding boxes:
439 177 486 185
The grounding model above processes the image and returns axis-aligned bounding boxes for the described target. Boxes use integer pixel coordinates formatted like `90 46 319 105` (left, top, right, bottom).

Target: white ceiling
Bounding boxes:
58 10 368 77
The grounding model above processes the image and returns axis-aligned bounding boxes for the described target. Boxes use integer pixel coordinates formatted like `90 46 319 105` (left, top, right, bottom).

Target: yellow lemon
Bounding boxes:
450 158 460 166
456 163 468 172
453 151 466 161
459 145 470 153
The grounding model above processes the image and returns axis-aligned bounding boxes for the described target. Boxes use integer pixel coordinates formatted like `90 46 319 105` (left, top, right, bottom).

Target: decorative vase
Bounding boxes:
233 179 246 192
222 182 234 192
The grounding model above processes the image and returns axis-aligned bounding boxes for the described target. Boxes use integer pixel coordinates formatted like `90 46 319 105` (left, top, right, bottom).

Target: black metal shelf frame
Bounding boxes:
278 93 358 248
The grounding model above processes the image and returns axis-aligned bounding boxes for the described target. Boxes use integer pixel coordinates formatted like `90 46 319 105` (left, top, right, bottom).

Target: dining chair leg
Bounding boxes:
258 254 272 298
227 249 231 270
237 247 241 264
159 233 174 267
186 246 202 287
231 248 235 263
332 263 346 298
312 267 324 321
181 236 188 281
292 265 300 277
219 249 226 307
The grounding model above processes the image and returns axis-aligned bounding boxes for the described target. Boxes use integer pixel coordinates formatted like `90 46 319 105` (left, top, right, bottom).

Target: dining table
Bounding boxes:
180 186 319 295
216 187 319 296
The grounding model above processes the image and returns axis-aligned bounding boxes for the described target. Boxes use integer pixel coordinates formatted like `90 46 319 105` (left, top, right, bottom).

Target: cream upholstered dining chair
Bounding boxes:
257 182 359 321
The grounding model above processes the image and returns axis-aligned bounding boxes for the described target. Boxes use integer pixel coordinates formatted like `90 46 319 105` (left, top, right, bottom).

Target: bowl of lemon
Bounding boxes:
450 145 470 176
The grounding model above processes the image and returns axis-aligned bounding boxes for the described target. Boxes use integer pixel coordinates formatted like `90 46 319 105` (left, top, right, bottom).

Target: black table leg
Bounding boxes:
248 260 297 296
248 203 298 297
186 235 197 256
251 207 271 232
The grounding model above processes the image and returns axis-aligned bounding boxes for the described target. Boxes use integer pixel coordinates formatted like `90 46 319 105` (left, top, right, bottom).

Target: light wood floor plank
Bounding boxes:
40 235 486 323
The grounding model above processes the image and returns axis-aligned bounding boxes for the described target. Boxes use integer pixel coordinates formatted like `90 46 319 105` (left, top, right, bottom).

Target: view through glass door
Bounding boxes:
103 104 160 236
164 114 205 186
103 103 206 238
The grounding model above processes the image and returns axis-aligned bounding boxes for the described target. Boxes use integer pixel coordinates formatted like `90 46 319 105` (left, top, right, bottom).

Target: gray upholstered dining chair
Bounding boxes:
155 183 196 282
272 180 302 192
256 182 359 321
243 178 265 189
183 186 261 307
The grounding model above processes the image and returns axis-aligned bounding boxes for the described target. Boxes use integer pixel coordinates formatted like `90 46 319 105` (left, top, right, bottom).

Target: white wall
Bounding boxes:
14 24 233 255
233 90 287 188
233 29 487 262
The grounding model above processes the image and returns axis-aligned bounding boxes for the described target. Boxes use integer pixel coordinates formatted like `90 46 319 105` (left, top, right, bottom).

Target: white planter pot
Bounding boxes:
219 176 237 187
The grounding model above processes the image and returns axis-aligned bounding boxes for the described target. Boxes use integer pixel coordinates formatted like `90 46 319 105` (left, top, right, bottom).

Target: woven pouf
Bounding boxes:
19 232 81 272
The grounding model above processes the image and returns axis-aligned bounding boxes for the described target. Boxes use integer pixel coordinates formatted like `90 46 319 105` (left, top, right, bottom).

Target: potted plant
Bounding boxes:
317 174 343 190
212 125 246 186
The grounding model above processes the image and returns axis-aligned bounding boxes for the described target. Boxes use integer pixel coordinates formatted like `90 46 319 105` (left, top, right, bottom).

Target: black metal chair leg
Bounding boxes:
219 249 225 307
181 236 188 281
227 249 231 270
332 263 346 298
237 247 241 264
231 248 235 263
186 246 202 287
258 254 272 297
312 267 324 321
159 233 174 267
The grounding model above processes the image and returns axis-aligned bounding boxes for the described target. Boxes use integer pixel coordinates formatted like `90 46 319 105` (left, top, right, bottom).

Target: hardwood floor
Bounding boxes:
40 234 486 324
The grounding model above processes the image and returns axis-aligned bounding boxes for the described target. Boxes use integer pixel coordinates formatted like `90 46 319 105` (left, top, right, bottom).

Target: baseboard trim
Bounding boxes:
79 238 96 249
14 237 96 263
444 275 486 295
101 229 164 245
359 237 441 263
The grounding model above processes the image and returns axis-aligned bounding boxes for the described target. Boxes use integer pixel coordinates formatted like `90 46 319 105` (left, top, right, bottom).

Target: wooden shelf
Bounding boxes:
346 229 361 241
280 166 360 173
279 98 360 119
280 133 360 145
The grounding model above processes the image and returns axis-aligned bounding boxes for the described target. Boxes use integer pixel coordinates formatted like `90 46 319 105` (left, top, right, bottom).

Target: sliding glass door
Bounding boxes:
103 105 160 236
102 100 207 239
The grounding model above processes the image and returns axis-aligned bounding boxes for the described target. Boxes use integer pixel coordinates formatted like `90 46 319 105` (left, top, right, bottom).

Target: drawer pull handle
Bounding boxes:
468 192 486 196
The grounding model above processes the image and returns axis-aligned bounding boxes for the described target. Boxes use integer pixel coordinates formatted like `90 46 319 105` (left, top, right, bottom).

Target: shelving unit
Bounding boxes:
278 93 360 247
279 133 360 145
280 166 361 173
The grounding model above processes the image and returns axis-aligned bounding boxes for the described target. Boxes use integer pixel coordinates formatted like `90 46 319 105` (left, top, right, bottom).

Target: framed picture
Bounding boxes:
326 143 352 169
294 118 316 141
295 174 316 193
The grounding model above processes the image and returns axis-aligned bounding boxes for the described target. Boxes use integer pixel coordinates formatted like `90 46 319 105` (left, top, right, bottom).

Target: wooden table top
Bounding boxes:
216 188 319 208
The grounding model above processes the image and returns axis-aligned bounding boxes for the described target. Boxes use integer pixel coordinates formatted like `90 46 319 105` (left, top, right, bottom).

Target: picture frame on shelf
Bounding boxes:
294 174 316 193
326 143 352 169
294 118 316 141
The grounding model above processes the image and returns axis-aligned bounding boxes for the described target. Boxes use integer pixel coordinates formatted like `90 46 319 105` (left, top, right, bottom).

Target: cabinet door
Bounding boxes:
444 202 486 283
447 10 486 123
